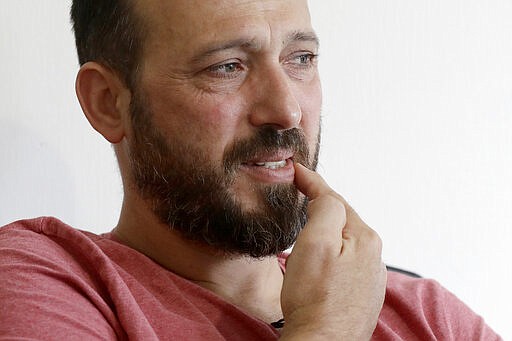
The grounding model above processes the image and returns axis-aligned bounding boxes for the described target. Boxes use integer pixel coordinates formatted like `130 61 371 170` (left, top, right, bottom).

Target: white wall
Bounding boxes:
0 1 510 338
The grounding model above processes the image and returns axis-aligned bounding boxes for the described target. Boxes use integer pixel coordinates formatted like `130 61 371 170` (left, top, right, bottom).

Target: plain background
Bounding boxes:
0 1 510 338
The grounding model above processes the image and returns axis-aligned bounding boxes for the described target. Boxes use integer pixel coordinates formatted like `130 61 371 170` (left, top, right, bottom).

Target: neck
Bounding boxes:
113 195 284 323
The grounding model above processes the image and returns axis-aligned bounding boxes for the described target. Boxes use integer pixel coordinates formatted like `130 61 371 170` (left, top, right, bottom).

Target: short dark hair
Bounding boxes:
70 0 145 88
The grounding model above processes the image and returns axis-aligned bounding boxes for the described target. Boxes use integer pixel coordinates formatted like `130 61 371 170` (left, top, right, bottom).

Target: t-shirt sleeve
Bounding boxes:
0 219 121 340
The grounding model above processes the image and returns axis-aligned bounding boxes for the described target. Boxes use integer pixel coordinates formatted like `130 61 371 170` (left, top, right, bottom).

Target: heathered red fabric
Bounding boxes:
0 217 502 340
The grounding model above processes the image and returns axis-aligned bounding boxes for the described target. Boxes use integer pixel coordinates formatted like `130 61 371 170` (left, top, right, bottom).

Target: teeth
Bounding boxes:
255 160 287 169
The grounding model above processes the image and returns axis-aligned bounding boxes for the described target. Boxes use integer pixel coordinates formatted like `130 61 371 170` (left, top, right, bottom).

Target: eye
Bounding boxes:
207 61 244 78
290 53 318 67
284 52 319 80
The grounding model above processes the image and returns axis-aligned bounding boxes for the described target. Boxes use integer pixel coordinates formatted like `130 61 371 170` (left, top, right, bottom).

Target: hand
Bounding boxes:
279 163 387 340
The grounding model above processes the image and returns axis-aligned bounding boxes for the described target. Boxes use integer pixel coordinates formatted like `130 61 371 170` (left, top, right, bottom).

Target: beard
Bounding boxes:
127 90 320 258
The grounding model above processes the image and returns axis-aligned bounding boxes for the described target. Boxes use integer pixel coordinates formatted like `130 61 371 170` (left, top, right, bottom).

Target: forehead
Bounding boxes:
136 0 314 56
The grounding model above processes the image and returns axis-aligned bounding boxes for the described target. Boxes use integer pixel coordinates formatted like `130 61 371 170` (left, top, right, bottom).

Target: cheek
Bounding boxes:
149 84 245 150
204 96 244 132
188 95 247 159
298 79 322 141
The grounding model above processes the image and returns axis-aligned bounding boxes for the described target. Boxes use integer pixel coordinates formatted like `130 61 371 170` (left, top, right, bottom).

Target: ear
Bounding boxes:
75 62 131 143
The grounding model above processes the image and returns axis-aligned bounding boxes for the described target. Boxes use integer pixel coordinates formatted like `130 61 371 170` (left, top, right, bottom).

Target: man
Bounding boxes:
0 0 501 340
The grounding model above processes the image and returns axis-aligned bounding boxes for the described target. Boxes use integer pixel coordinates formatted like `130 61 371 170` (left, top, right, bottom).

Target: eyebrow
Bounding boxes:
191 30 320 64
285 30 320 49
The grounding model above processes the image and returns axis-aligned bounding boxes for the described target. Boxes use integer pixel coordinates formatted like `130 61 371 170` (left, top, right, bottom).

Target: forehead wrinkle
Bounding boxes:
138 0 315 69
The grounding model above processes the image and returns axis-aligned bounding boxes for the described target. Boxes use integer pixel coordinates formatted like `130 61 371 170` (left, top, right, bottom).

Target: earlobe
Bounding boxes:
75 62 130 143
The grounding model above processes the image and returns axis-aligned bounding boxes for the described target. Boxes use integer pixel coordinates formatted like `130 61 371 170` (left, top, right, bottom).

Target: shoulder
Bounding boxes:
0 216 116 294
385 270 466 310
380 271 502 340
0 216 101 244
0 216 107 267
0 217 122 339
0 216 132 293
384 270 450 317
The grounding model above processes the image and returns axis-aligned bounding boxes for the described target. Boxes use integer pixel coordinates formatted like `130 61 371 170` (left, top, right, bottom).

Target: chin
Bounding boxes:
230 190 267 213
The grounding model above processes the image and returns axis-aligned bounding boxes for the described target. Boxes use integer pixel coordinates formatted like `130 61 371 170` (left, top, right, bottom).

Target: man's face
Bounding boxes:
126 0 322 257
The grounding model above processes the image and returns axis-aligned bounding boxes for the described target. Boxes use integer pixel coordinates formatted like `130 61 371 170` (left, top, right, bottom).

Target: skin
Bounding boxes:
75 0 387 338
130 0 322 211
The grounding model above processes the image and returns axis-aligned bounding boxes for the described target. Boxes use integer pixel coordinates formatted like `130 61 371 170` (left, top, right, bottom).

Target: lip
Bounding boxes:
240 156 295 184
244 151 294 165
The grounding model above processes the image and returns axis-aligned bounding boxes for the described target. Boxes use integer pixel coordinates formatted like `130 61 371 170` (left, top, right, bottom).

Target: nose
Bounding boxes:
248 67 302 130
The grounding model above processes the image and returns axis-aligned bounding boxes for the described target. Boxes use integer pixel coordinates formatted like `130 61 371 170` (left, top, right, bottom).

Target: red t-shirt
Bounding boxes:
0 217 502 340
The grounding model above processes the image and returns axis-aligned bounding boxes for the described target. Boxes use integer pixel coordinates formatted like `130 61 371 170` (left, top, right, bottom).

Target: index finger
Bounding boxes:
294 162 363 238
294 162 334 200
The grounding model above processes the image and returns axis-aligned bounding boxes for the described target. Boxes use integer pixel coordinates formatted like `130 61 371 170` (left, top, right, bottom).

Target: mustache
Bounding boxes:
223 126 310 173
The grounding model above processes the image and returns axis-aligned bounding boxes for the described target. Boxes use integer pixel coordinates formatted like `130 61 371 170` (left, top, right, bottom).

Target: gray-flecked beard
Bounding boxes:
127 90 319 258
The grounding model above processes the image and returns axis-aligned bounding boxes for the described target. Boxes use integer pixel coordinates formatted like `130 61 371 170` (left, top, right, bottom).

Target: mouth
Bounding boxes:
246 160 288 170
240 153 295 183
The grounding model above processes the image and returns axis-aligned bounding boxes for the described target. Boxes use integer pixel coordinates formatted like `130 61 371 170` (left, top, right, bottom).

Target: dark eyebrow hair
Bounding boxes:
191 38 260 64
191 30 320 64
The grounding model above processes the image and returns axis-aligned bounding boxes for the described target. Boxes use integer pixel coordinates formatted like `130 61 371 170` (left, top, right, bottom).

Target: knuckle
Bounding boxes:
372 231 383 249
362 227 383 250
297 236 338 258
308 193 346 217
344 202 357 215
324 192 346 211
